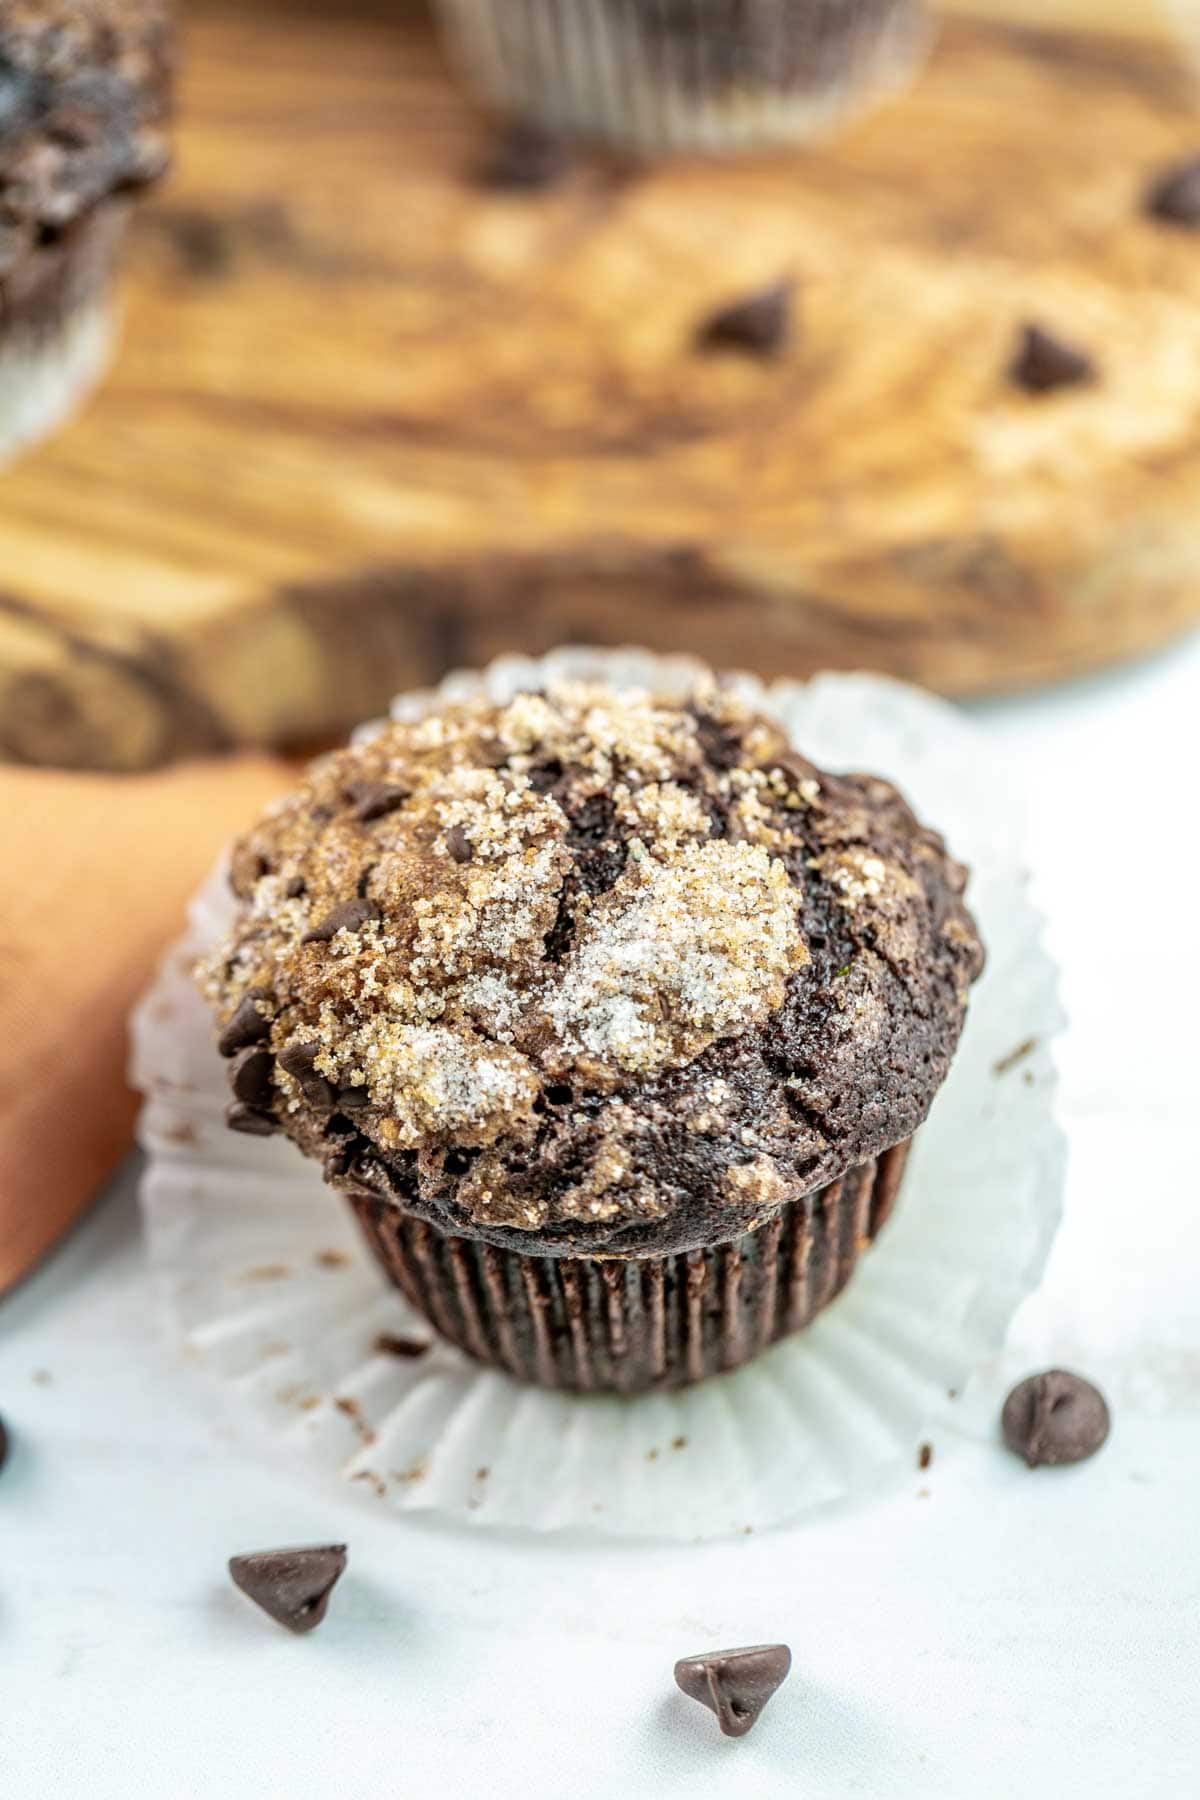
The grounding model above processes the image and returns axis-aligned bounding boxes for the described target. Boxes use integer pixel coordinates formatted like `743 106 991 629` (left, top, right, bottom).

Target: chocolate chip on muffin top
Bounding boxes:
0 0 172 275
200 678 983 1257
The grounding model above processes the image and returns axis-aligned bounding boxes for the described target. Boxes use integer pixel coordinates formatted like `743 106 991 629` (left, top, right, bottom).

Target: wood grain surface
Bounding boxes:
2 0 1200 770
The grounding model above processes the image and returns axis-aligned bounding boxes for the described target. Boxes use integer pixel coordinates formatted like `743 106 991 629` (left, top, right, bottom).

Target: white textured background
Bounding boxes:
2 633 1198 1798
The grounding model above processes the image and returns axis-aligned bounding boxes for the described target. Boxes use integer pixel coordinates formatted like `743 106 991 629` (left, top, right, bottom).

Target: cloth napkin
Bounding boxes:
0 755 289 1294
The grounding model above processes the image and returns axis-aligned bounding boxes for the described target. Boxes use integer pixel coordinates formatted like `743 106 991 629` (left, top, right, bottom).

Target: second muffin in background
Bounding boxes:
198 670 983 1393
435 0 931 154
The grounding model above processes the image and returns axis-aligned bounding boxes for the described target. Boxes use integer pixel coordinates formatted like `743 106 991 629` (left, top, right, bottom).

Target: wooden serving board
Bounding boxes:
3 0 1200 770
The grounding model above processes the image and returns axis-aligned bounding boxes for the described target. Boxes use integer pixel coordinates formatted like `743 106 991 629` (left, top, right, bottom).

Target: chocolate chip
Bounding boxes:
1008 323 1095 395
284 876 307 899
373 1333 430 1359
228 1544 347 1634
346 781 410 823
0 1414 9 1475
337 1085 371 1111
230 1045 275 1108
696 281 793 357
1145 154 1200 228
217 991 271 1058
674 1644 792 1738
278 1041 336 1109
476 121 571 191
302 897 380 943
1001 1370 1110 1468
445 824 474 864
225 1102 278 1137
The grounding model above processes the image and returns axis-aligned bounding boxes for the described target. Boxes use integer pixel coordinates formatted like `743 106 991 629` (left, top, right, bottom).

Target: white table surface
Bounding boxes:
2 637 1198 1800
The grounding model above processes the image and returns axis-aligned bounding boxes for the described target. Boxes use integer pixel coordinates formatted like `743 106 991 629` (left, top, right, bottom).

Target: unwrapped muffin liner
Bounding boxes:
133 653 1064 1539
433 0 932 154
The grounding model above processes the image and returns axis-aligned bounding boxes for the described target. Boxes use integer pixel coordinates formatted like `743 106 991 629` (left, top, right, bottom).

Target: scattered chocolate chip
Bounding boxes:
696 281 793 357
346 780 410 823
337 1085 371 1111
1001 1370 1110 1468
230 1045 275 1108
1144 154 1200 228
228 1544 347 1634
477 121 571 191
225 1102 278 1137
373 1332 430 1359
302 897 380 943
278 1041 336 1109
0 1415 8 1474
284 876 307 899
918 1441 933 1471
445 824 474 864
217 990 271 1058
1008 323 1095 395
674 1644 792 1738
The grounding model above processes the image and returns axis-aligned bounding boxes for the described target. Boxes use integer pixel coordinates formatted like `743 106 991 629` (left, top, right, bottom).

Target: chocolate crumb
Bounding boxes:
1008 323 1095 395
302 898 379 944
1145 155 1200 228
217 990 271 1057
444 824 474 864
672 1435 688 1451
1001 1370 1110 1468
477 121 571 191
696 281 793 357
315 1249 350 1269
230 1045 275 1108
993 1037 1037 1076
918 1441 933 1471
228 1544 347 1634
346 781 410 823
674 1644 792 1738
225 1102 278 1137
373 1332 430 1359
475 1466 489 1481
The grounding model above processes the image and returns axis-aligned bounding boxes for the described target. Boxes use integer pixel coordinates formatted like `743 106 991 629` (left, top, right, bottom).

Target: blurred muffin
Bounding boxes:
199 674 983 1393
0 0 173 459
434 0 930 155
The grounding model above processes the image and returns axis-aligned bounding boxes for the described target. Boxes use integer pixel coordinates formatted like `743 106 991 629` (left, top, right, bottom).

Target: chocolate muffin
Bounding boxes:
0 0 173 458
434 0 931 155
199 676 983 1393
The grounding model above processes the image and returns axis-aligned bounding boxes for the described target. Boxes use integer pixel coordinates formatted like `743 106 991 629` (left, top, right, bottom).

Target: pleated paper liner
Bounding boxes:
433 0 932 154
133 656 1064 1540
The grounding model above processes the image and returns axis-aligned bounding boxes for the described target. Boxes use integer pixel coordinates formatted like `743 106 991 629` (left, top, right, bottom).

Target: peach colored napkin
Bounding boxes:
0 755 288 1294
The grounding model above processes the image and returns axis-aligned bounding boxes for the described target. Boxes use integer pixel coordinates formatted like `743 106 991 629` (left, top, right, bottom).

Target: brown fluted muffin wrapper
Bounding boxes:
433 0 932 155
348 1137 910 1393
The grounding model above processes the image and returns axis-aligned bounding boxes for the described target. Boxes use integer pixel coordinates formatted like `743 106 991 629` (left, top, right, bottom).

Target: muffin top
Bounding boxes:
200 678 984 1257
0 0 172 275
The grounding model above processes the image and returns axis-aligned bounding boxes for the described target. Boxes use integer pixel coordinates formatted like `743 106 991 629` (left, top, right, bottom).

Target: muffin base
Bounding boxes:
348 1138 910 1393
435 0 932 154
0 201 129 462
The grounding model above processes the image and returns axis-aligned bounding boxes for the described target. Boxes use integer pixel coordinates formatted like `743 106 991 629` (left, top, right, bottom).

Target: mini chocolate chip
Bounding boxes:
278 1041 336 1109
217 991 271 1057
302 897 380 943
544 1083 574 1107
1001 1370 1110 1468
230 1045 275 1108
345 780 410 823
1145 154 1200 228
445 824 474 864
674 1644 792 1738
337 1086 371 1111
284 876 306 899
1008 323 1095 395
373 1332 430 1359
225 1102 278 1137
228 1545 347 1634
696 281 793 357
477 120 572 191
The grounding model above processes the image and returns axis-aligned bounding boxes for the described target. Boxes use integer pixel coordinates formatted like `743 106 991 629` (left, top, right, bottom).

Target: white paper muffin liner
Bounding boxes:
133 651 1064 1540
0 302 112 464
434 0 932 154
